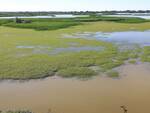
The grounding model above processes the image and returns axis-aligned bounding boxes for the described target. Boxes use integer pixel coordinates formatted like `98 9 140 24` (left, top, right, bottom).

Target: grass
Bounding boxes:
0 20 150 79
0 26 116 79
129 60 137 64
0 16 150 31
57 67 97 78
0 19 13 25
107 71 119 78
102 16 149 23
141 46 150 62
4 21 80 31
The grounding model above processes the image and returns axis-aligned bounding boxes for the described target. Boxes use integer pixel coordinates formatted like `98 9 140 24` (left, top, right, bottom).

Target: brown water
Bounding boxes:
0 63 150 113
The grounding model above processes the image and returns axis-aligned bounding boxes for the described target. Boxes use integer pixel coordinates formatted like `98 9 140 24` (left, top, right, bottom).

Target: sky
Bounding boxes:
0 0 149 11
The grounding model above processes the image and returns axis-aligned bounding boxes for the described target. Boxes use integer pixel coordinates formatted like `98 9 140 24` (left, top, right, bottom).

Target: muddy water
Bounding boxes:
0 63 150 113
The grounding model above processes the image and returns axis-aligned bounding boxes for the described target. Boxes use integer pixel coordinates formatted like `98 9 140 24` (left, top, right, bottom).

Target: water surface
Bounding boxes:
2 30 150 113
16 45 104 55
0 15 89 19
49 46 104 55
0 63 150 113
65 31 150 46
103 14 150 19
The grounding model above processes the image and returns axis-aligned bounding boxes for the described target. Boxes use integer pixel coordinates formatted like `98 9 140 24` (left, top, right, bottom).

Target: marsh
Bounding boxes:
0 15 150 113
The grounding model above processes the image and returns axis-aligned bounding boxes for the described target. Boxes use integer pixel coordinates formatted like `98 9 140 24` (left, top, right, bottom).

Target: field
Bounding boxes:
0 16 150 79
0 16 149 31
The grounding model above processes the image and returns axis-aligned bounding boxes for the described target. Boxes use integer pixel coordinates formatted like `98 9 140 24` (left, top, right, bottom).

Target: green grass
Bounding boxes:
75 15 149 23
104 16 149 23
4 21 80 31
141 46 150 62
0 19 13 25
0 20 150 79
0 26 117 79
57 67 97 78
107 71 119 78
129 60 137 64
0 16 149 31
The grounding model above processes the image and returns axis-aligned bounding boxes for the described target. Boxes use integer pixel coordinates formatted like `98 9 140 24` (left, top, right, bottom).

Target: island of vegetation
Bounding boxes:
0 13 150 79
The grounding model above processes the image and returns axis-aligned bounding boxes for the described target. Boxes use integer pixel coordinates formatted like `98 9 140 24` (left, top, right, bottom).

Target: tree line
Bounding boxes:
0 10 150 17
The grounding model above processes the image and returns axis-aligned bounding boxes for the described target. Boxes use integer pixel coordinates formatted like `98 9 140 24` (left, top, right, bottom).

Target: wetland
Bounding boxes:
0 16 150 113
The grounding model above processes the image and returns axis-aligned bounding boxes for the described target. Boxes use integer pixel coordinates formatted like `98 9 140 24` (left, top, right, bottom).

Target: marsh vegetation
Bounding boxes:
0 10 150 113
0 15 149 31
0 15 150 79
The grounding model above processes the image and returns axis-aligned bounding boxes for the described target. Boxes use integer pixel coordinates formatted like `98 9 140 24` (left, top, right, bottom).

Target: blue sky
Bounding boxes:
0 0 149 11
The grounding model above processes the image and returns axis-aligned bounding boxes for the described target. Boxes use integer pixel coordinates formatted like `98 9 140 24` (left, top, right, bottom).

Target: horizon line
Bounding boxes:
0 10 150 12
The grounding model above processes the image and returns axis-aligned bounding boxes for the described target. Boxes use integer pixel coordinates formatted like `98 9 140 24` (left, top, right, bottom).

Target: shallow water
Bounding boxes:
16 45 104 55
65 31 150 46
0 63 150 113
16 45 51 49
2 30 150 113
49 46 104 55
97 31 150 46
103 14 150 19
0 15 89 19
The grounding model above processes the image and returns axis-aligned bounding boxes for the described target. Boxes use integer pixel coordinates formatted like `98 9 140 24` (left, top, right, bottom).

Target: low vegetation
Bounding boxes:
0 16 150 79
0 15 149 31
128 60 137 64
107 71 119 78
58 67 97 78
4 21 80 31
141 46 150 62
0 19 13 25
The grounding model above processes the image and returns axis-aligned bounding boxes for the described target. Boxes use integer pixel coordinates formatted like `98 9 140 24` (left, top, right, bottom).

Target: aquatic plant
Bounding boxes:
128 60 137 64
107 71 119 78
0 20 149 79
57 67 97 78
0 16 149 31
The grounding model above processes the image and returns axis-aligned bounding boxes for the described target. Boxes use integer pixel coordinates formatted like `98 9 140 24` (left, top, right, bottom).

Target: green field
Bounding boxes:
0 16 149 31
0 17 150 79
